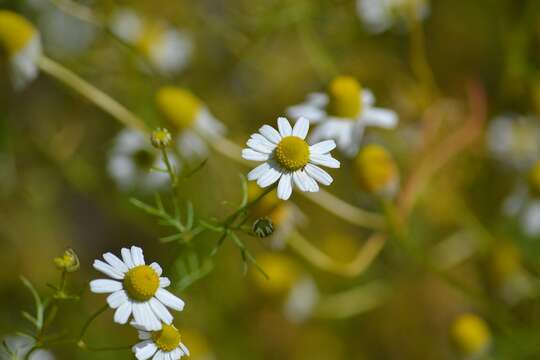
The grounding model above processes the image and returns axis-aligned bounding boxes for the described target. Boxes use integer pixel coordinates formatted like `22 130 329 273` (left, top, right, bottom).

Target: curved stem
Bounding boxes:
37 56 150 134
78 304 108 342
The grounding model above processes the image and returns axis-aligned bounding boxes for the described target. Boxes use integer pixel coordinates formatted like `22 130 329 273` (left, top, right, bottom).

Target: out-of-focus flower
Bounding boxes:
90 246 185 331
243 117 340 200
450 313 491 357
0 11 42 89
132 322 189 360
151 128 172 149
0 335 54 360
109 8 192 76
353 144 399 196
356 0 430 33
487 114 540 170
53 248 79 273
178 328 215 360
252 253 318 323
108 129 177 192
156 86 226 160
287 76 398 157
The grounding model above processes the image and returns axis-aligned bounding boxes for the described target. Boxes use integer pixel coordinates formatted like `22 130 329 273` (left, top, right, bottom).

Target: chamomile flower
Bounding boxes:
287 76 398 157
0 11 42 89
131 322 189 360
353 144 399 196
109 8 192 76
450 313 491 358
90 246 185 331
108 129 178 192
0 335 54 360
242 116 340 200
356 0 430 34
156 86 226 160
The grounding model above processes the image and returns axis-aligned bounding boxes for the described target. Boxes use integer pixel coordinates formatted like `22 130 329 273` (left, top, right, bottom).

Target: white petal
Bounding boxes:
150 262 163 276
138 330 151 340
179 343 190 357
153 350 165 360
303 172 320 192
107 290 128 309
160 277 171 287
133 340 158 360
292 117 310 139
247 138 274 154
131 246 145 266
93 260 124 280
121 248 135 269
103 252 129 273
90 279 123 293
287 104 325 124
292 171 309 192
170 348 182 359
304 164 333 185
309 154 340 168
155 288 185 311
242 148 269 162
277 117 292 137
362 89 375 106
149 298 173 324
114 301 132 324
133 302 161 331
250 133 276 149
277 173 293 200
247 162 270 181
256 164 282 188
362 108 398 128
259 125 282 144
309 140 336 155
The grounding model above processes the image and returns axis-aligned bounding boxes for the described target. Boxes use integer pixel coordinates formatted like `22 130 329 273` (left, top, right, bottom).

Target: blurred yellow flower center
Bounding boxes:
136 22 165 58
275 136 310 171
353 144 397 194
528 162 540 195
252 254 300 295
152 324 181 352
123 265 159 301
451 314 491 355
0 11 37 56
156 87 202 130
327 76 362 118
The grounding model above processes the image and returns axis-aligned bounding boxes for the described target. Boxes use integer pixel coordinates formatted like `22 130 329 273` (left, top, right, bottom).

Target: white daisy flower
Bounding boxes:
0 11 42 90
156 87 226 160
107 129 178 192
89 246 185 331
287 76 398 157
109 8 192 76
487 114 540 171
242 116 340 200
283 276 319 324
0 335 54 360
356 0 430 34
131 322 189 360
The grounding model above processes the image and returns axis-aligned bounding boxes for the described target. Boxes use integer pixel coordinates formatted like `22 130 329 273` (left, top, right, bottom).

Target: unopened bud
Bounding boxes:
252 217 274 238
150 127 172 149
54 248 80 272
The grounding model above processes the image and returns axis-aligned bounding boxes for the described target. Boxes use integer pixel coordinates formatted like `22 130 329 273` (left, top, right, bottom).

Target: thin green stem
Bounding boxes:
78 304 108 342
161 148 178 188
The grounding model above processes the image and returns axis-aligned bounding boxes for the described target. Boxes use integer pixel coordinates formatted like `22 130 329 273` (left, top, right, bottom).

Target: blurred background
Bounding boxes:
1 0 540 359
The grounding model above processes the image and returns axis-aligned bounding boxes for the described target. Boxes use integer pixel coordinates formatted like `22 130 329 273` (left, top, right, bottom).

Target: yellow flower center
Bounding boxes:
275 136 310 171
528 162 540 195
123 265 159 301
0 11 37 56
136 22 165 58
152 324 182 352
156 87 202 130
451 314 491 355
353 144 397 194
327 76 362 118
251 254 301 295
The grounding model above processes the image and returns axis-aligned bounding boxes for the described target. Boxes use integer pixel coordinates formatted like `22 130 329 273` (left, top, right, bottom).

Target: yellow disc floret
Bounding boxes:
123 265 159 301
353 144 398 194
0 11 37 56
450 313 491 356
152 324 182 352
156 87 202 130
528 161 540 195
327 76 362 118
275 136 310 171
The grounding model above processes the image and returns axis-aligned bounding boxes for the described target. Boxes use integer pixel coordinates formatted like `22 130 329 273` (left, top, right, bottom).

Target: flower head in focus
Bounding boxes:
242 117 340 200
0 11 42 89
450 313 491 357
353 144 399 196
132 322 189 360
356 0 430 33
90 246 185 331
108 129 178 192
0 335 54 360
54 248 79 273
287 76 398 157
109 8 192 76
156 86 226 160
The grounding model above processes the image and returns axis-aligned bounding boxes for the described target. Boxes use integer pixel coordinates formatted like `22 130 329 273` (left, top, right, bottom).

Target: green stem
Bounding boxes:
78 304 108 342
161 148 178 188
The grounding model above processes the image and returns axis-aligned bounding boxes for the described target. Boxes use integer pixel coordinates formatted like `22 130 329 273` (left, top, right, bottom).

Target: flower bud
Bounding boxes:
54 248 80 272
353 144 399 196
252 217 274 238
151 127 172 149
450 313 491 357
